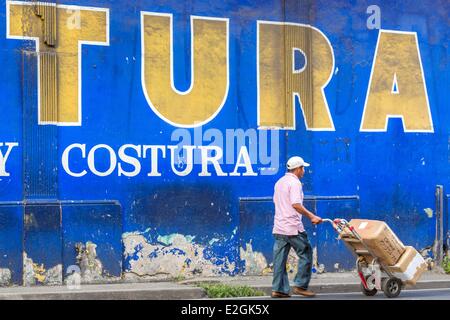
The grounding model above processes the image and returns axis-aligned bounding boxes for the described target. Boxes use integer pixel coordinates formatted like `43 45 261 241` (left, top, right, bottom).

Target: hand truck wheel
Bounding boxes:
360 276 377 296
381 277 402 298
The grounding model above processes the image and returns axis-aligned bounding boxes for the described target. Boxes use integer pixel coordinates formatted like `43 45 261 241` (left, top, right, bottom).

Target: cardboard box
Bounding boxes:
345 219 406 266
386 246 427 285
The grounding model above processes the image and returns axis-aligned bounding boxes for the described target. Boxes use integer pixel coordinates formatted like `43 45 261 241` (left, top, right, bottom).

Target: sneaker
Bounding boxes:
271 291 291 298
292 287 316 297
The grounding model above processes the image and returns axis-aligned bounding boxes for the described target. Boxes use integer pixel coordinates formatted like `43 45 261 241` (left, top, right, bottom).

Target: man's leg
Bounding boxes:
290 232 313 290
272 234 291 294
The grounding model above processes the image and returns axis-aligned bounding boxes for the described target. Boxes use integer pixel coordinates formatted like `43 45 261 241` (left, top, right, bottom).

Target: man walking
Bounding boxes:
271 156 322 298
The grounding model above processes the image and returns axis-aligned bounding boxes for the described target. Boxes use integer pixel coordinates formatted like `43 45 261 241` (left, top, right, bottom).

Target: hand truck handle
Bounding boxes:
322 218 352 234
322 218 338 229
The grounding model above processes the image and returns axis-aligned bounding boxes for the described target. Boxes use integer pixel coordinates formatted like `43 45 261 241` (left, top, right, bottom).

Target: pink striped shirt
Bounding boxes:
272 173 305 235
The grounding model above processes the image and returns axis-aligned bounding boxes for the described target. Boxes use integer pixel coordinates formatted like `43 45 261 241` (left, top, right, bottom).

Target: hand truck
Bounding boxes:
323 218 404 298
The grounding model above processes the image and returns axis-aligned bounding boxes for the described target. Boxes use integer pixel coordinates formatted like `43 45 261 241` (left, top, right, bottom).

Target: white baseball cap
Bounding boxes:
286 156 310 170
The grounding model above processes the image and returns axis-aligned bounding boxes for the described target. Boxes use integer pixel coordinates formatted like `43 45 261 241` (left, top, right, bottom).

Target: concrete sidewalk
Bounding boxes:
180 271 450 296
0 271 448 300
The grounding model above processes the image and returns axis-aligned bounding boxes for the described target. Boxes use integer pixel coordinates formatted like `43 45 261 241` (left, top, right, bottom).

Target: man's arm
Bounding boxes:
292 203 322 225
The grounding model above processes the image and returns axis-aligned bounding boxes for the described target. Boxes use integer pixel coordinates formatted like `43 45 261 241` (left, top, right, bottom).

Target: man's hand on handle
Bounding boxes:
311 215 323 225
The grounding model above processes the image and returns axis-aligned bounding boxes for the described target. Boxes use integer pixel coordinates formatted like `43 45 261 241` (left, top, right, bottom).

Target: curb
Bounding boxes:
250 280 450 296
0 286 207 300
0 280 449 300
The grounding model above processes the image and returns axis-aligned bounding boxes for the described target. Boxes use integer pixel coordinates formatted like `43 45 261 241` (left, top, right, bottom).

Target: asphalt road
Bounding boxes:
225 288 450 300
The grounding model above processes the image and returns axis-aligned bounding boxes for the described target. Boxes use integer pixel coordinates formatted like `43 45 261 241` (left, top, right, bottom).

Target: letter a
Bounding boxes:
360 30 433 132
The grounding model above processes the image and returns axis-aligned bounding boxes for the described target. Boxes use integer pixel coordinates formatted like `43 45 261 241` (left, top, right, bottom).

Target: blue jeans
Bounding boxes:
272 232 313 294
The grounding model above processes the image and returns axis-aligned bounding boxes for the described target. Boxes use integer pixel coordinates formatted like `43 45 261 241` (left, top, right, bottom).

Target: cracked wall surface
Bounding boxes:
23 253 62 286
68 241 121 284
0 268 11 286
123 232 237 279
240 243 269 275
240 243 328 275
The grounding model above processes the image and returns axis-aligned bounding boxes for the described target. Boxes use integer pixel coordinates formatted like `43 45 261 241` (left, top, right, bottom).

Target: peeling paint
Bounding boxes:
45 265 63 286
311 246 325 274
208 238 220 246
73 241 119 284
418 246 435 270
158 234 195 246
312 246 318 273
23 253 62 286
239 243 317 276
0 268 11 286
23 254 35 286
75 241 102 283
317 264 325 273
240 242 268 275
424 208 433 218
123 232 236 279
238 243 329 276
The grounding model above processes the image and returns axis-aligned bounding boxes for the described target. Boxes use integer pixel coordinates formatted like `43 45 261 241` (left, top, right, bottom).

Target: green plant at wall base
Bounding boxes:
198 283 265 298
443 256 450 274
173 275 186 282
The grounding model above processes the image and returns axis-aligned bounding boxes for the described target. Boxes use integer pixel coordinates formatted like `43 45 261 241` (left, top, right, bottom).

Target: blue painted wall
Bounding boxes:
0 0 448 284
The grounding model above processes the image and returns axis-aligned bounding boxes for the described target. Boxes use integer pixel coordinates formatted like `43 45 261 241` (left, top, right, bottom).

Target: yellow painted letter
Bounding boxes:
258 22 335 130
360 30 433 132
141 13 229 127
7 1 109 125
